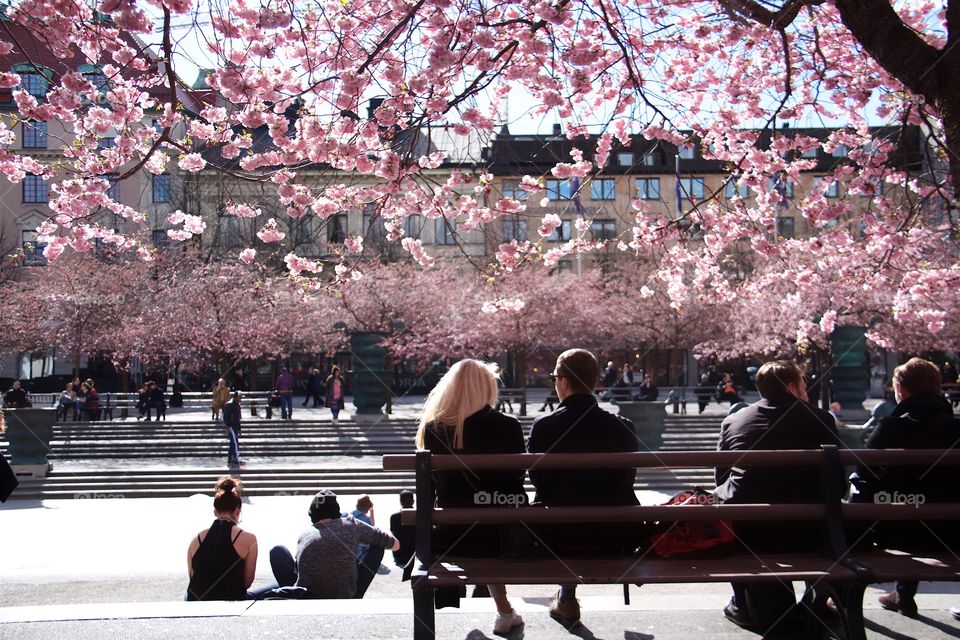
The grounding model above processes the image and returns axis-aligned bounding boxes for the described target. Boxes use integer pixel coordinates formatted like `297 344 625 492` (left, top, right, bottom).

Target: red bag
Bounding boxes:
649 487 735 558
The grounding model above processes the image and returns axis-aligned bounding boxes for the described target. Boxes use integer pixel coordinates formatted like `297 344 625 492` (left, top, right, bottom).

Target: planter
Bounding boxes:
3 407 57 476
613 401 666 451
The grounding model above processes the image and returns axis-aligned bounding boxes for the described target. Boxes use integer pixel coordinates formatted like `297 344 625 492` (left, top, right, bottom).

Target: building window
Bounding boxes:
21 230 47 266
152 229 169 247
862 177 885 198
363 212 386 243
552 259 574 274
617 152 633 167
502 218 527 241
724 180 749 199
545 179 573 200
831 144 848 158
677 177 705 201
22 121 47 148
643 150 662 166
218 216 241 248
79 65 108 102
547 219 572 242
328 212 348 243
590 179 615 201
801 146 818 159
635 178 661 200
590 219 616 240
500 180 528 201
767 176 795 198
816 176 839 198
404 215 423 238
435 217 456 245
101 174 119 201
23 174 48 203
678 144 696 160
776 217 795 239
97 136 116 150
13 64 50 98
152 174 171 203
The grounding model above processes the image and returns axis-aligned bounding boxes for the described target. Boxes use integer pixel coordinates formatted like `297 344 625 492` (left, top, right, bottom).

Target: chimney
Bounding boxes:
552 123 562 136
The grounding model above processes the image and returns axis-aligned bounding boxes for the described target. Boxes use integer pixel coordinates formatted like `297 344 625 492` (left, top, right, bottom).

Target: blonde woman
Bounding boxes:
415 359 526 635
211 378 231 421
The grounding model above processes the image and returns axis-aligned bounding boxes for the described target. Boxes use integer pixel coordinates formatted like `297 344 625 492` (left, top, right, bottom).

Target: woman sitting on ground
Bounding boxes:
186 476 258 600
415 358 527 636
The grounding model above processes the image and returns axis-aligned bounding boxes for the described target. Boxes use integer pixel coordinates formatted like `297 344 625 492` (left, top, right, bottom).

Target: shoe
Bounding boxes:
493 609 523 635
951 606 960 621
878 590 918 617
548 591 580 629
723 599 758 632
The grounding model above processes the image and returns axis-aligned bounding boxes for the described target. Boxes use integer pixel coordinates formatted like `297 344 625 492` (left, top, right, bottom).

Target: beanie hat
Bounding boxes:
309 489 341 522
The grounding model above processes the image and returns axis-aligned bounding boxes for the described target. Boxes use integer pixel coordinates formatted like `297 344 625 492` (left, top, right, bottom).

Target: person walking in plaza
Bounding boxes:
186 476 258 601
211 378 231 421
310 368 325 407
714 360 838 637
223 391 244 468
276 367 295 420
267 489 398 599
695 372 713 414
527 348 640 630
415 358 527 636
302 368 318 407
852 357 960 617
325 366 345 425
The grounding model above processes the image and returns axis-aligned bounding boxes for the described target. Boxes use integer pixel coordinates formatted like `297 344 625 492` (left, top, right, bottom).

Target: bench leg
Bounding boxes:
412 582 435 640
836 582 867 640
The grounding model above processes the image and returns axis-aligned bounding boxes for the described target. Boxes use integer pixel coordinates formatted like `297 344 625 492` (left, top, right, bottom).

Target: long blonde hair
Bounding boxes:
415 359 500 450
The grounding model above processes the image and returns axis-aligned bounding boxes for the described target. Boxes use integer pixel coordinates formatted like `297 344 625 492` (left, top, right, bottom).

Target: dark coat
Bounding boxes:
856 393 960 549
714 393 839 551
222 400 242 432
527 394 639 506
422 406 526 555
325 376 346 409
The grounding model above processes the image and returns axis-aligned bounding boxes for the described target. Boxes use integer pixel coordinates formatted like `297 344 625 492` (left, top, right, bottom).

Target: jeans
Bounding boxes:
269 543 384 598
279 393 293 419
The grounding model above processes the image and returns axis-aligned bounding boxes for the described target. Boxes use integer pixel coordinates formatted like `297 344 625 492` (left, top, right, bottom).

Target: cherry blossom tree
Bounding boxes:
0 0 956 355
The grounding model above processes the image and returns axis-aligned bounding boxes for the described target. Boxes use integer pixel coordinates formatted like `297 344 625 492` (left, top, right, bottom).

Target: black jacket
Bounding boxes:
714 393 839 551
527 394 639 506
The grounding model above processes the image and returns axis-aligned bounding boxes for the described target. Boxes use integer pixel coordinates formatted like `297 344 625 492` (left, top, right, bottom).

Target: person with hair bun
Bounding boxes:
186 476 258 600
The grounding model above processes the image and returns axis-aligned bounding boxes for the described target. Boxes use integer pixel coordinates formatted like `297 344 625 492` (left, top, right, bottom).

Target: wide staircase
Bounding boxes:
4 414 722 499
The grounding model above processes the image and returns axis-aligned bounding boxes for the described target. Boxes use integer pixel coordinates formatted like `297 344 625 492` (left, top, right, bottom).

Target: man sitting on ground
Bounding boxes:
268 490 398 599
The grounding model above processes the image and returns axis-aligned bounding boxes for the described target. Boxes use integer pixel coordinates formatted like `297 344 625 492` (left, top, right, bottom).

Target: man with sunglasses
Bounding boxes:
527 348 640 630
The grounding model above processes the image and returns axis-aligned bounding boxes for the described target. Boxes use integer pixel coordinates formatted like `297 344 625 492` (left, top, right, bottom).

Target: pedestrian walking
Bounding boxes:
211 378 231 421
325 366 345 425
223 391 244 467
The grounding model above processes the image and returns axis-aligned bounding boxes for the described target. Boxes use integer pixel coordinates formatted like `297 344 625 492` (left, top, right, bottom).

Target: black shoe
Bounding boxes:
723 600 758 632
879 590 918 618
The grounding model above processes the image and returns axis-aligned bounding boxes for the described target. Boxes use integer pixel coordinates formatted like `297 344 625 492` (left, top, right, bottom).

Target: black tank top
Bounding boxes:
186 519 246 600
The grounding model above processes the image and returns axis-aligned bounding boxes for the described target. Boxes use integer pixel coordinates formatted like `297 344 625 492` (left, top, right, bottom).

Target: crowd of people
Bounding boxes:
184 350 960 637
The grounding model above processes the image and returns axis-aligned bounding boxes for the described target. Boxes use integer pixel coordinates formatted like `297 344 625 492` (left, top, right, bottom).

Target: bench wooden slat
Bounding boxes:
415 555 863 586
856 549 960 581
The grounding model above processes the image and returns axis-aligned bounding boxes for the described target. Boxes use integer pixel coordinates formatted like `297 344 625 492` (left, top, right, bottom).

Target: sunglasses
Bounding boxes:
548 373 565 382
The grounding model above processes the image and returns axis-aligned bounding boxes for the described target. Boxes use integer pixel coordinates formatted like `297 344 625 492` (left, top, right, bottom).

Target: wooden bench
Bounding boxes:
383 447 960 640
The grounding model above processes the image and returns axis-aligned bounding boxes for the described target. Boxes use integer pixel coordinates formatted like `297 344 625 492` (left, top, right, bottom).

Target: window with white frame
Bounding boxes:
635 177 660 200
547 219 572 242
23 174 47 203
724 180 749 199
13 63 50 98
435 217 456 245
677 177 705 201
590 178 615 201
22 121 47 148
152 174 171 203
545 179 573 200
590 219 616 240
